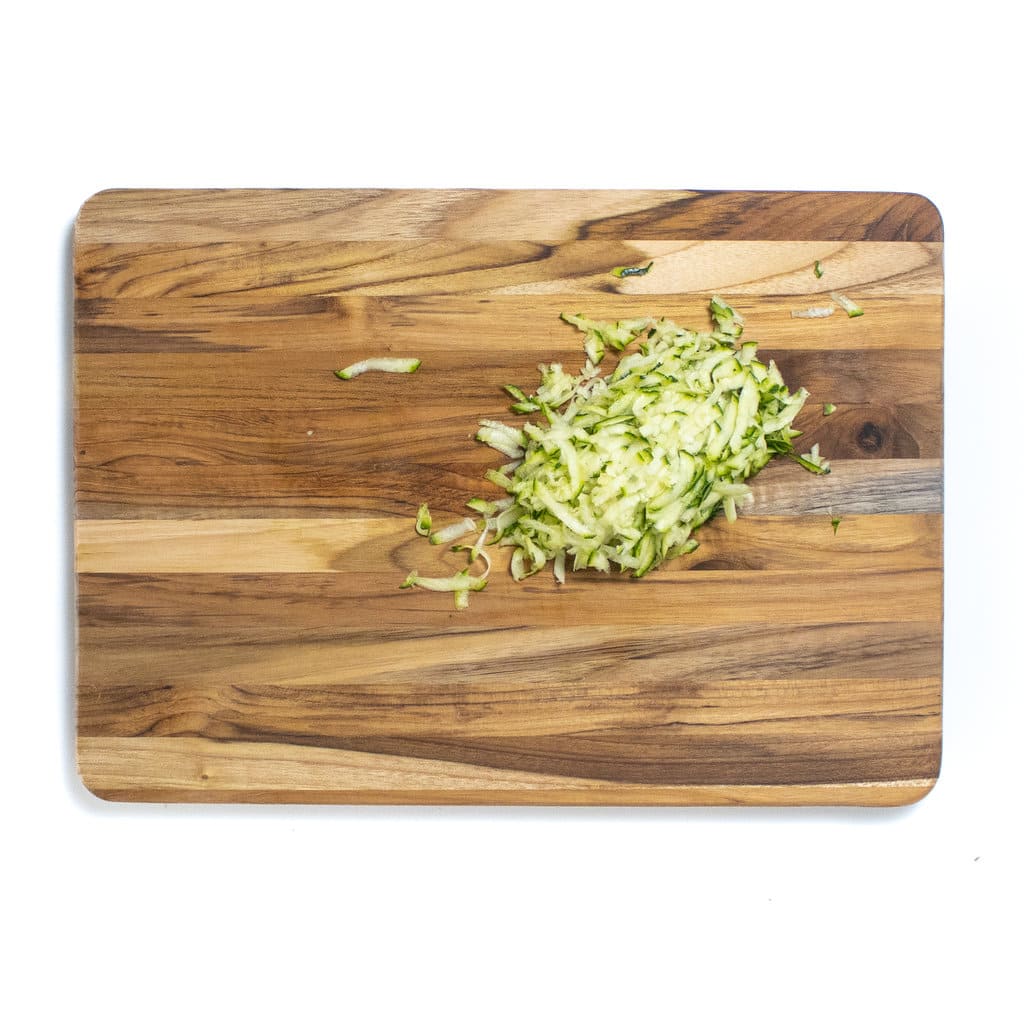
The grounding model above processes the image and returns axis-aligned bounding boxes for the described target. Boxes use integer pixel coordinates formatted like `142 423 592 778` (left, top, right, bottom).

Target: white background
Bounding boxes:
4 2 1022 1021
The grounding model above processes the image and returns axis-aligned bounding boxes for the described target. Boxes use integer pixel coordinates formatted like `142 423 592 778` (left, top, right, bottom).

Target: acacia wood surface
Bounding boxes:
74 189 944 805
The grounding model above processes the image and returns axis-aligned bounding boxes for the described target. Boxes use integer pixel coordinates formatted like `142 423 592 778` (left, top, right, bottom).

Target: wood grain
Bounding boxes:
76 737 937 806
76 514 942 574
73 188 943 805
75 294 943 354
74 189 943 243
73 239 941 300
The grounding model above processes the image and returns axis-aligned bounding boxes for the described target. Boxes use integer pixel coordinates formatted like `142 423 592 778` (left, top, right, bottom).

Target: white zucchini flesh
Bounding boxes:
791 305 836 319
829 292 864 318
335 357 421 379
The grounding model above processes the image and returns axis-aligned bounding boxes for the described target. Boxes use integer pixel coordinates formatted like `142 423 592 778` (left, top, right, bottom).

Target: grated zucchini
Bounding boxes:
404 298 829 606
475 298 826 584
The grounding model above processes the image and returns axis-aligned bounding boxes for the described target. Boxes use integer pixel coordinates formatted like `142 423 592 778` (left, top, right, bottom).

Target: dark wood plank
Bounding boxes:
73 349 942 410
74 294 944 355
75 568 941 647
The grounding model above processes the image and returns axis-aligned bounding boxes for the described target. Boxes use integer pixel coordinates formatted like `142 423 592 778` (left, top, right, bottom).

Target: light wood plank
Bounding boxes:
75 514 942 574
74 239 942 300
77 737 938 806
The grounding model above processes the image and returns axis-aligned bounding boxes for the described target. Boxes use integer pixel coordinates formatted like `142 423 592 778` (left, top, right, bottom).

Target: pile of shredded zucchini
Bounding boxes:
403 298 828 607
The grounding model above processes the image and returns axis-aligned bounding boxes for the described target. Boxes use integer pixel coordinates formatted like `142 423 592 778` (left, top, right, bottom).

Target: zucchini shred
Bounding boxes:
402 298 829 608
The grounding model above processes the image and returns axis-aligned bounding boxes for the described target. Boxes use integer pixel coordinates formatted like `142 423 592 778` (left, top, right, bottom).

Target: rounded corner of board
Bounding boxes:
900 773 941 806
74 188 119 226
903 191 944 238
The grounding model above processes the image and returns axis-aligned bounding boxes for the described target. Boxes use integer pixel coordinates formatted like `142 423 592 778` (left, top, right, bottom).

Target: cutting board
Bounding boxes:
74 188 943 805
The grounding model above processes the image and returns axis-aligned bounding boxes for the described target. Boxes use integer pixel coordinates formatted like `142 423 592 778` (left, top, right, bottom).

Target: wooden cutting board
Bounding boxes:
74 188 943 806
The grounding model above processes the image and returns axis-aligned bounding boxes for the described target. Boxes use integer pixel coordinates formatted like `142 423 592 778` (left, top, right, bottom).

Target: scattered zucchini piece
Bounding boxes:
709 295 744 338
831 516 842 535
830 292 864 318
475 421 525 459
791 305 835 319
583 332 606 366
559 313 651 352
466 497 501 515
335 357 421 380
414 503 432 536
428 517 479 546
400 568 488 608
814 260 824 279
785 443 831 475
611 261 654 278
823 403 837 416
505 385 540 413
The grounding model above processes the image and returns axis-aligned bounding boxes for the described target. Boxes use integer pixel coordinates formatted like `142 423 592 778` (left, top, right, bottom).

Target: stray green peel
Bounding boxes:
414 503 432 536
611 261 654 278
709 295 745 338
823 403 837 416
830 292 864 318
785 443 831 475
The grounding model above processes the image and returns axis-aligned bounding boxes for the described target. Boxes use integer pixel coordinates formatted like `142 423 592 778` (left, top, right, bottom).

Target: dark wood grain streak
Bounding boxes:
78 713 941 787
580 191 943 242
205 729 938 787
78 671 943 738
